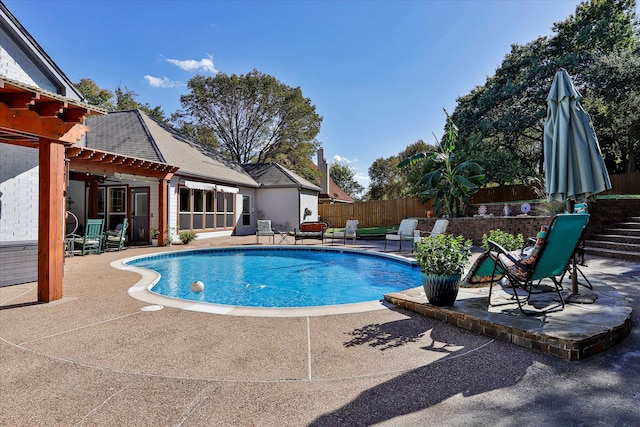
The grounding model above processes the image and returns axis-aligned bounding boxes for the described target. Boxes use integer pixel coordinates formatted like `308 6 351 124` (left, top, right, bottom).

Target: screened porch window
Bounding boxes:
178 186 235 231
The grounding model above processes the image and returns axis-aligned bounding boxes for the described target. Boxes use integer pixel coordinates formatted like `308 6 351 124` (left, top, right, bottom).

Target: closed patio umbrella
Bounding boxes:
544 68 611 203
543 68 612 299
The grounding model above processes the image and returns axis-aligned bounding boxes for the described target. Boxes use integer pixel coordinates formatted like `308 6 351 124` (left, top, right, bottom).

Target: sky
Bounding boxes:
6 0 599 190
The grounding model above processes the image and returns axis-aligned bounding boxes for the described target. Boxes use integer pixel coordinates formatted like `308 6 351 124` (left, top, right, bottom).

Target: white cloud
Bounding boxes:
333 154 355 164
166 55 217 73
144 75 184 88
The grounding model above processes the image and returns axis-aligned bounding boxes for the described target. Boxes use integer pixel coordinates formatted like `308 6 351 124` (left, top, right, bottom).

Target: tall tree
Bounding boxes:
74 78 114 111
451 0 640 182
74 79 169 123
366 140 435 200
584 45 640 173
174 69 323 178
330 162 365 199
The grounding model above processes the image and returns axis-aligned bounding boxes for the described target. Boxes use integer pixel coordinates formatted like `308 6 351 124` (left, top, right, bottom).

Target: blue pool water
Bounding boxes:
128 247 421 308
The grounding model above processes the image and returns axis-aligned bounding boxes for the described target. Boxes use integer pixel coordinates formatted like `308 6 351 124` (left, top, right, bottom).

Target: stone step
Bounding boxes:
613 222 640 229
584 239 640 252
589 234 640 245
584 247 640 262
607 228 640 236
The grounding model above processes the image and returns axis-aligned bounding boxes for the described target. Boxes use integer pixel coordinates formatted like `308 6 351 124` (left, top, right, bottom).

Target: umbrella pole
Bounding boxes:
565 252 598 304
571 254 579 295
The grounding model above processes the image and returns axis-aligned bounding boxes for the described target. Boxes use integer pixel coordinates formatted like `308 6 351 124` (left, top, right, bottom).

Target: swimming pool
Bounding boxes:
124 247 421 312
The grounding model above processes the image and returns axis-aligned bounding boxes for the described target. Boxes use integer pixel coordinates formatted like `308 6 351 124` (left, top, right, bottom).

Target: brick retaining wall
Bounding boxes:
417 216 551 246
416 199 639 244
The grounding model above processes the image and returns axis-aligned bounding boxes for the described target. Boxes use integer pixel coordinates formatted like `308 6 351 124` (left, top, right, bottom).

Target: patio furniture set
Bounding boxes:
66 218 128 256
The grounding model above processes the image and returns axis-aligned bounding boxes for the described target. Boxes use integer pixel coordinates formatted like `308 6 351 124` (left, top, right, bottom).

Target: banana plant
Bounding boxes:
399 110 485 217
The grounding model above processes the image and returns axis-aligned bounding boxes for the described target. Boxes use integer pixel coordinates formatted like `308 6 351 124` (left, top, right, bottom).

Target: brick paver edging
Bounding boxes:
384 294 632 361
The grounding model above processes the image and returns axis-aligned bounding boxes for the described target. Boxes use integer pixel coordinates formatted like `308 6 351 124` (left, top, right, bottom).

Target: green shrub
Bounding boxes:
179 230 197 244
481 229 524 252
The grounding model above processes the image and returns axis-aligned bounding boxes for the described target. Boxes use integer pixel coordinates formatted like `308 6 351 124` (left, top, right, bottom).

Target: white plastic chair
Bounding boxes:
384 219 418 251
256 220 275 244
331 219 358 245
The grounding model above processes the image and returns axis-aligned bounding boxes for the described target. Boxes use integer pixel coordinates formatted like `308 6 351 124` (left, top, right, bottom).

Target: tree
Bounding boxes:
74 78 169 123
174 69 323 178
584 45 640 173
330 162 364 199
367 156 405 200
366 140 435 200
451 0 640 182
74 78 114 111
399 111 484 217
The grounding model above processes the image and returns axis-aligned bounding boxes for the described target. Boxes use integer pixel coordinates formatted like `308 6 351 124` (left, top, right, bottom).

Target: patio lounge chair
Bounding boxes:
466 213 590 315
413 219 449 247
256 219 275 244
330 219 358 245
384 218 418 252
71 218 105 255
104 218 128 252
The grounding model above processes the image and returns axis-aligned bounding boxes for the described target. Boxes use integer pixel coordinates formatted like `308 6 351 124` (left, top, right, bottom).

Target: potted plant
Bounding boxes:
164 226 175 246
150 228 160 247
179 230 197 244
415 234 472 306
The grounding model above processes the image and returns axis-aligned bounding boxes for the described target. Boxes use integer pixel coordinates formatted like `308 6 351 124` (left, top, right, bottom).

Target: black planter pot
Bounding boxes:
422 274 461 306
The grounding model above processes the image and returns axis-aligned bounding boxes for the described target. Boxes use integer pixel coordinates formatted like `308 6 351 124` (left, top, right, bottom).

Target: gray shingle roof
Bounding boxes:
85 110 258 188
242 163 321 192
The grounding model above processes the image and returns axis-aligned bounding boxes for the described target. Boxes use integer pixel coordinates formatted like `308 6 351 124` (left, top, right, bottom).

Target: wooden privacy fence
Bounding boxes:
318 198 432 228
319 173 639 228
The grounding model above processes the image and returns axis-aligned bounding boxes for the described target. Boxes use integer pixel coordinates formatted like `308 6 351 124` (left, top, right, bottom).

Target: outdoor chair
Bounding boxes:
71 218 105 255
256 219 275 244
384 218 418 252
463 213 590 315
330 219 358 245
413 219 449 248
104 218 128 252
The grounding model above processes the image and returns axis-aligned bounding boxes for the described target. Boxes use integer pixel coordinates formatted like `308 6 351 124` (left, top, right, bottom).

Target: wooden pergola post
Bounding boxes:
37 139 66 302
158 179 168 246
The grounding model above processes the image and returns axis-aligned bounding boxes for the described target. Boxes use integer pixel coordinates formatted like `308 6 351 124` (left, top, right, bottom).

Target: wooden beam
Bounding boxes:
158 179 168 246
38 139 65 302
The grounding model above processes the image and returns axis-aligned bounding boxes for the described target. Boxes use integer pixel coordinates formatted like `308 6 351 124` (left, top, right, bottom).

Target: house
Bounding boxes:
79 110 260 241
242 163 321 231
316 148 354 204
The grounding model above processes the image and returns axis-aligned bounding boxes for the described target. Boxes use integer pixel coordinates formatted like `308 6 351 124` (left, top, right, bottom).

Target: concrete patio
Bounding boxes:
1 235 638 426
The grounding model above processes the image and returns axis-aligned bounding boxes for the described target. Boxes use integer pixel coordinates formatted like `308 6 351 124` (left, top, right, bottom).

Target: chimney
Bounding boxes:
317 148 330 195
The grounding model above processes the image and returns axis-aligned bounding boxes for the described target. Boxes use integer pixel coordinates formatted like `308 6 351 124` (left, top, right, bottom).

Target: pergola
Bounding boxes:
0 78 177 302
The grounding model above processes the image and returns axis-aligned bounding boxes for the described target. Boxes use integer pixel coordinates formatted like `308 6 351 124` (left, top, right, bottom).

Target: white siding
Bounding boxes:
0 27 58 91
0 144 39 241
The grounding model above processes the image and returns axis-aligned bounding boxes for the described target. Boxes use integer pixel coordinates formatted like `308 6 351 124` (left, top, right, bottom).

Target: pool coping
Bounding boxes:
113 245 416 317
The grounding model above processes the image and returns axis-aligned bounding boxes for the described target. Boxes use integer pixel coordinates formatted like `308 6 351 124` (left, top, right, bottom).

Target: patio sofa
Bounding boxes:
293 221 329 244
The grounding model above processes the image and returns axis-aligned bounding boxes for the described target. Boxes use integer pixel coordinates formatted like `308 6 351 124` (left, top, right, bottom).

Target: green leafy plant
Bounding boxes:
398 109 484 217
150 228 160 239
481 229 524 252
179 230 197 244
415 234 472 276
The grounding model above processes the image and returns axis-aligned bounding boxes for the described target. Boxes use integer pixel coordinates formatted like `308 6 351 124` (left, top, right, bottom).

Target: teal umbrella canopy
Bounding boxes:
543 69 612 202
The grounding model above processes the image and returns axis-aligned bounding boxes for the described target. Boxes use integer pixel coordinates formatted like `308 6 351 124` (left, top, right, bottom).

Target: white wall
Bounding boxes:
0 144 39 241
300 190 319 223
0 27 58 92
254 187 299 231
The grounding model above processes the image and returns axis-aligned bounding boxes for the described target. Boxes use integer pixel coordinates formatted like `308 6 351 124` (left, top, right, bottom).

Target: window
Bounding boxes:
178 186 236 231
242 195 251 226
107 187 126 230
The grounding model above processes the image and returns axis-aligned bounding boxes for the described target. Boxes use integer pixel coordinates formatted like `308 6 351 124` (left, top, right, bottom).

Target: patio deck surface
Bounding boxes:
1 235 638 426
